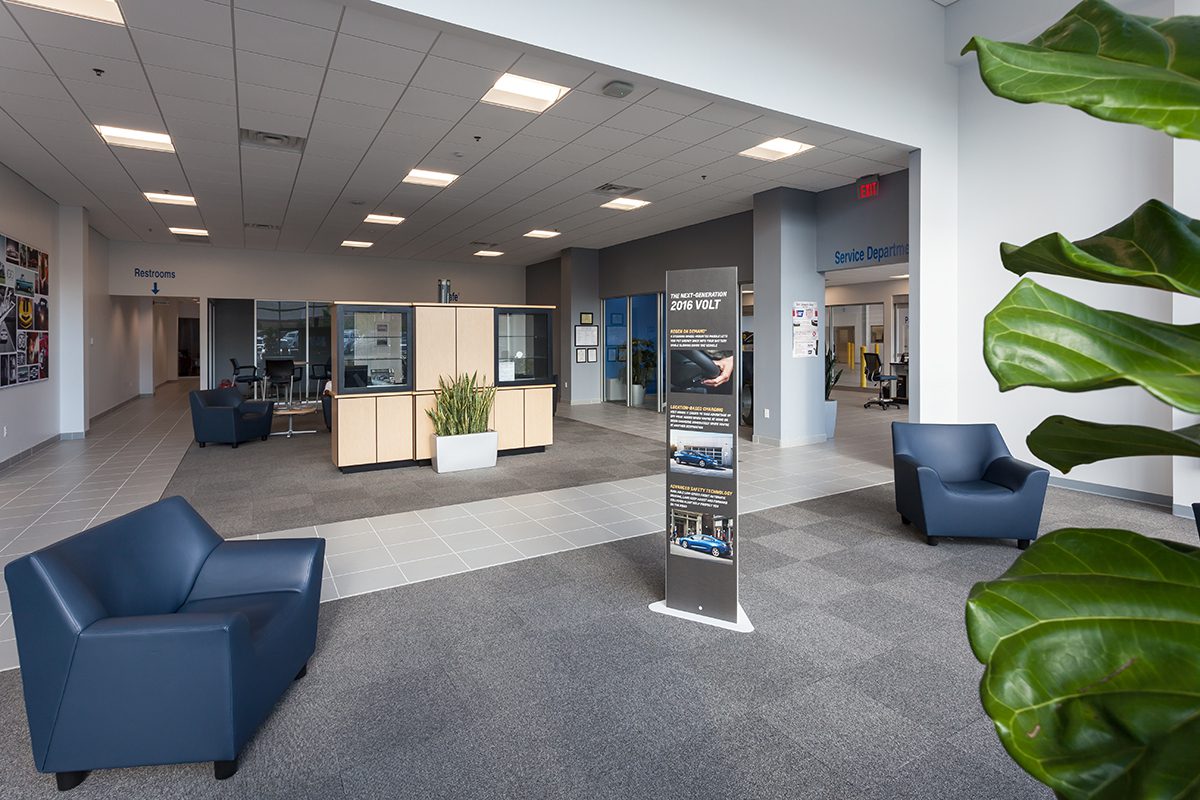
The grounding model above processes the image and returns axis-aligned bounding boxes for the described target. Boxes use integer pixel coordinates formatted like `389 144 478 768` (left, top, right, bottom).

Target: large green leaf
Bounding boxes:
962 0 1200 140
984 278 1200 412
1028 415 1200 472
1000 200 1200 297
966 529 1200 800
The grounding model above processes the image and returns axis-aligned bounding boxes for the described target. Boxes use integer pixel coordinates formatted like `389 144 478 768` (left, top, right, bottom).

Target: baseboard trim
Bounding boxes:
1049 476 1172 509
59 432 86 441
1172 503 1198 521
0 433 60 472
752 433 827 448
89 393 140 425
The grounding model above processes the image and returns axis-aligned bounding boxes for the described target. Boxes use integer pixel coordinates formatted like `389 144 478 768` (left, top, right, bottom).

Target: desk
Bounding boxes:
890 361 909 403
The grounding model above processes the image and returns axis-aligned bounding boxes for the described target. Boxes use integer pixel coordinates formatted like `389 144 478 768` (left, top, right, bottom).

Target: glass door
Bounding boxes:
629 292 661 411
603 297 627 403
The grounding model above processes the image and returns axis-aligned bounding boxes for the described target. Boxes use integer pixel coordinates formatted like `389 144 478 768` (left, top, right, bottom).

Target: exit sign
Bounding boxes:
857 174 880 199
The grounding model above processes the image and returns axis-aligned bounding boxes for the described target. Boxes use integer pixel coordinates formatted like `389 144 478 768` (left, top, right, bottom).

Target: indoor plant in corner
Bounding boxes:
824 348 843 439
961 3 1200 798
427 372 497 474
629 337 656 407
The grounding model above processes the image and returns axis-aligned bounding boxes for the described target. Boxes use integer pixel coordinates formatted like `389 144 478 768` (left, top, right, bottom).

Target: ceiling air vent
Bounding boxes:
469 241 498 248
245 223 281 231
592 183 641 196
239 128 306 154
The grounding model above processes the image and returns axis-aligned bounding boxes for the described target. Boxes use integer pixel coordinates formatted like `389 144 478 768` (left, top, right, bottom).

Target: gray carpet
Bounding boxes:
163 417 663 537
1 486 1193 799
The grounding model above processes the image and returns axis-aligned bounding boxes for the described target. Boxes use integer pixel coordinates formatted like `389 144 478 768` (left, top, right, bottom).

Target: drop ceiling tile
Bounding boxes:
639 88 710 115
506 54 592 89
518 113 590 143
236 0 343 30
746 159 808 179
0 38 48 73
544 90 625 124
144 64 235 105
575 72 654 104
860 145 912 168
663 144 726 166
314 96 390 130
604 104 681 135
328 34 423 83
0 66 70 98
158 94 238 126
789 147 852 169
740 115 805 137
549 142 609 166
692 103 761 127
236 50 324 95
639 159 701 179
240 82 318 119
166 115 240 145
81 108 166 133
656 116 728 144
379 111 454 142
458 103 534 134
321 70 404 110
491 134 561 159
429 32 519 71
7 4 138 60
821 155 890 178
233 9 335 67
623 136 688 160
339 8 437 51
0 3 26 40
131 29 234 79
304 118 376 160
410 56 500 100
61 79 159 116
120 0 232 46
393 86 473 122
702 127 772 153
788 123 847 147
238 107 310 138
572 126 642 153
824 136 883 156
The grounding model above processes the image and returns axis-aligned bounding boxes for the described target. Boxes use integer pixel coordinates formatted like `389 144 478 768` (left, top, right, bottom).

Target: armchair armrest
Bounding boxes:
984 456 1049 492
894 453 944 488
239 400 274 416
186 539 326 603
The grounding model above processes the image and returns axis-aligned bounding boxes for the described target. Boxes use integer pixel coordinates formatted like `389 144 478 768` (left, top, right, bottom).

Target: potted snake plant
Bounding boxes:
427 372 497 473
824 348 843 439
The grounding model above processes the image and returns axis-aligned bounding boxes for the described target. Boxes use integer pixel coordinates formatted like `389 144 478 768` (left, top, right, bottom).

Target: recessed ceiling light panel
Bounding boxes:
600 197 651 211
738 137 813 161
169 227 208 237
145 192 196 206
402 168 458 187
341 240 373 248
96 125 174 152
524 230 561 239
364 214 405 225
474 250 504 257
8 0 123 25
481 73 570 113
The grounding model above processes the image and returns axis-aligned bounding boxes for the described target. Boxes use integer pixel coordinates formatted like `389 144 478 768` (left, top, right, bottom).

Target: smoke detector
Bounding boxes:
602 81 634 98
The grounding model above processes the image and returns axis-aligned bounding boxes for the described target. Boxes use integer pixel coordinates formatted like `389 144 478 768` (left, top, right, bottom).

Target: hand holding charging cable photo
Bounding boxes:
669 348 734 394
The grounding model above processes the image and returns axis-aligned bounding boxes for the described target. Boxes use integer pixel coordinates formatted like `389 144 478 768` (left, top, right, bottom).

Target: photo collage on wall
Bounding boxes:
0 230 50 389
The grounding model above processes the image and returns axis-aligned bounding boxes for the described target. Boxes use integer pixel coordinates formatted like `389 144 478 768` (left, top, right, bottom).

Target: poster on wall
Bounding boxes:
650 265 752 632
791 300 819 358
0 232 49 389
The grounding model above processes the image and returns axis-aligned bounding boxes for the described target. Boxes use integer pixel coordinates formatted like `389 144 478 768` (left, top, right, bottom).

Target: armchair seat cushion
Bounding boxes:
179 592 303 652
943 479 1012 499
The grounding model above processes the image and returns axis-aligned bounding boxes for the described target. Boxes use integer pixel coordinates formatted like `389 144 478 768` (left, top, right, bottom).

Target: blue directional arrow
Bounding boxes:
151 282 159 295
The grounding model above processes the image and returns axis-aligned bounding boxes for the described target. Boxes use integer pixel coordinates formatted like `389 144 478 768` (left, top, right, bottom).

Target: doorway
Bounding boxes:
602 293 664 411
177 317 200 377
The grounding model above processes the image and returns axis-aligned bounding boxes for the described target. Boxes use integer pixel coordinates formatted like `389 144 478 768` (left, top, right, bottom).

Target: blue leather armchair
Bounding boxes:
2 496 325 791
189 388 273 447
892 422 1049 549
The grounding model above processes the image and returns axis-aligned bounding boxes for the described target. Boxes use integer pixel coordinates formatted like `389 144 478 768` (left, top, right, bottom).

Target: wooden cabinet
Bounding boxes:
455 307 494 385
333 397 377 466
494 389 524 451
376 395 413 462
414 393 437 460
415 306 456 390
523 387 553 447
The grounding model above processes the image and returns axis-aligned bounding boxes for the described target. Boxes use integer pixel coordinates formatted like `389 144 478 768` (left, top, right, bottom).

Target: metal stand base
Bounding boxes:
649 600 754 633
270 415 317 438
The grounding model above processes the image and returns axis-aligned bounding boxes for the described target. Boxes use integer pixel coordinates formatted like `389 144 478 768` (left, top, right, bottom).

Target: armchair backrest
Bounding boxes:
190 387 243 412
892 422 1010 482
3 497 222 768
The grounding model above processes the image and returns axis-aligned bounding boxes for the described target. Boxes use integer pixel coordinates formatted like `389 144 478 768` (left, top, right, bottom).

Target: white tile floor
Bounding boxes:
0 385 900 670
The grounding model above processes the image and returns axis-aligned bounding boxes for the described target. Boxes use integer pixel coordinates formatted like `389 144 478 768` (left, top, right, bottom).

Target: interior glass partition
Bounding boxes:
603 293 664 411
603 297 627 403
825 302 885 387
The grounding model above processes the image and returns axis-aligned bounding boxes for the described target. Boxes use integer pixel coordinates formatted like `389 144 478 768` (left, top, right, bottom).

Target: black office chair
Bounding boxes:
264 358 296 404
230 358 260 397
310 362 331 395
863 352 900 410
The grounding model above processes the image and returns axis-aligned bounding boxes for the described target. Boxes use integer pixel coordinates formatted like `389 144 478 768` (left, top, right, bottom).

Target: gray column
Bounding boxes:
559 248 601 405
752 187 825 447
55 206 89 437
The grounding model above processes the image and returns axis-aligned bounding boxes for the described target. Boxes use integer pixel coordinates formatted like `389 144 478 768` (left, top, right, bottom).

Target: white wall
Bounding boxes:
950 0 1176 499
86 229 142 419
0 161 58 464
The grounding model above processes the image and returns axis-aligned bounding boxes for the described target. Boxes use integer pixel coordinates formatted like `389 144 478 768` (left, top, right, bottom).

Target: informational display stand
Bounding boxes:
649 266 752 632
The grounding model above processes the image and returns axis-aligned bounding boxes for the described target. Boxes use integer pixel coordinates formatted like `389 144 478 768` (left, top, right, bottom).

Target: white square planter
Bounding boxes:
432 430 498 473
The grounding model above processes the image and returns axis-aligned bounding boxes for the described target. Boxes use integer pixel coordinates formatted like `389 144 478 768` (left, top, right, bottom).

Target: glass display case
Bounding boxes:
495 308 553 386
335 304 413 393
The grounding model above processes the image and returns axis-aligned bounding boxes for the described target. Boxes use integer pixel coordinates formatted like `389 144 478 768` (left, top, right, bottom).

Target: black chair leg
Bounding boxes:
900 515 911 525
926 535 938 546
295 663 308 681
198 442 206 448
1017 539 1031 550
232 442 238 449
55 771 88 791
214 759 238 780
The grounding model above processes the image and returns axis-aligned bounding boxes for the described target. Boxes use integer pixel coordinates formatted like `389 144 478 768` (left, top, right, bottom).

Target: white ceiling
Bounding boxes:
824 263 909 286
0 0 911 266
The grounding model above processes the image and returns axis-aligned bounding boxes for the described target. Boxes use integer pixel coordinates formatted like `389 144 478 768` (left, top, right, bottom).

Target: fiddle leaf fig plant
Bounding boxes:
963 2 1200 798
